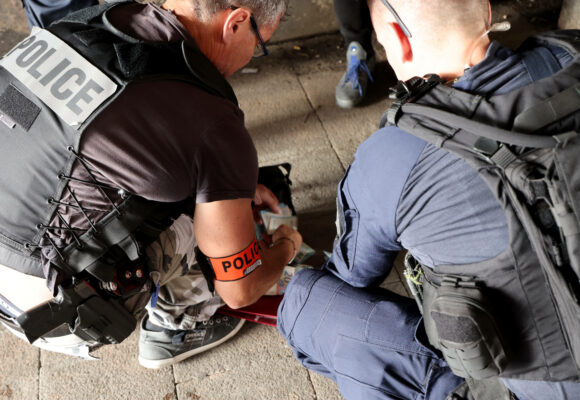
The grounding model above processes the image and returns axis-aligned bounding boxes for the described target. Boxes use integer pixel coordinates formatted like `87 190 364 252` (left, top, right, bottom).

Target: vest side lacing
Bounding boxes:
27 145 125 262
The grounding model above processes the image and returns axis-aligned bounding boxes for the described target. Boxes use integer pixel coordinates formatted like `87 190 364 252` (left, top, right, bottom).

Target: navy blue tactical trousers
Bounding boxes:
278 268 463 400
278 269 580 400
21 0 98 28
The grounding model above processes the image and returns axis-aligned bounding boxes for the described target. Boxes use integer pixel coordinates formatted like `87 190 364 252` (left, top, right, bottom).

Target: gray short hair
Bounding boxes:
192 0 288 26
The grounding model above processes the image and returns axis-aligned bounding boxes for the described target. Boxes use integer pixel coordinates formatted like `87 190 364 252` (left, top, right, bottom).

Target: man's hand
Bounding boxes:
271 224 303 260
254 184 281 213
194 197 302 309
253 184 281 225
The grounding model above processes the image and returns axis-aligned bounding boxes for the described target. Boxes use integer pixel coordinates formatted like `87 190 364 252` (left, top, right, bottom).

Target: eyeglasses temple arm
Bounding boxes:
380 0 412 38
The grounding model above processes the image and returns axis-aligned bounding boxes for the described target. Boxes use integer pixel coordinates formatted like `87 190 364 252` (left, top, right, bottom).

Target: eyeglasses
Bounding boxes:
230 6 270 58
380 0 412 38
249 14 269 57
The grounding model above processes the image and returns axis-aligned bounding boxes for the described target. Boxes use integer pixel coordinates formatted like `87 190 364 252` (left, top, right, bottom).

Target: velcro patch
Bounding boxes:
0 84 41 131
209 238 262 281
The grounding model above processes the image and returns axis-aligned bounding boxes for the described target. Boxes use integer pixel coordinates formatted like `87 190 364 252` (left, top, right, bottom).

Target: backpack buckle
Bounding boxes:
383 75 444 127
473 137 500 157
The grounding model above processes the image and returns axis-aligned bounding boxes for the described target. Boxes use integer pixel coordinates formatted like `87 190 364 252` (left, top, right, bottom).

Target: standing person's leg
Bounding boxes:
278 268 463 400
137 214 244 369
334 0 374 57
334 0 376 109
21 0 98 29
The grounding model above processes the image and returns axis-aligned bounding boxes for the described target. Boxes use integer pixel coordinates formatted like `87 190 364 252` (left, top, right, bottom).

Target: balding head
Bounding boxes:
368 0 491 80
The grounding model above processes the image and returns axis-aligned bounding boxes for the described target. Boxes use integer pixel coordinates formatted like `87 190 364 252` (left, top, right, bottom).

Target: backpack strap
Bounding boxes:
380 77 560 152
391 100 558 150
513 82 580 133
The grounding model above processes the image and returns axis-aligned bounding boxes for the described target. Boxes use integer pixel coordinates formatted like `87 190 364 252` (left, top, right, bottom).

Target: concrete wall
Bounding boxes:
271 0 338 42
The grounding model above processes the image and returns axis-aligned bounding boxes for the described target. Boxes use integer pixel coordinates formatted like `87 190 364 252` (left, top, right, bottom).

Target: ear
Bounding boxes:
387 22 413 63
487 2 492 27
222 7 251 44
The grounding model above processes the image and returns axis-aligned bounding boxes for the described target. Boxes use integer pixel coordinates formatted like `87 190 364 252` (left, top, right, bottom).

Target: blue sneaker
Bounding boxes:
335 41 375 108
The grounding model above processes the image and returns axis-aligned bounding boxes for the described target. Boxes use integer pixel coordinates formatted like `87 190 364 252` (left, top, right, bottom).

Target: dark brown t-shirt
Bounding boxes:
48 3 257 247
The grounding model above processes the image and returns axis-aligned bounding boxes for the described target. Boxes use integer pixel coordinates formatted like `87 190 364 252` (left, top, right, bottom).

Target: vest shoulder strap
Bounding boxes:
47 0 238 104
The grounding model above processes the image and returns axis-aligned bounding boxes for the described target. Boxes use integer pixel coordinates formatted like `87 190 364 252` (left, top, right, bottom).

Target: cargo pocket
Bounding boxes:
335 167 360 271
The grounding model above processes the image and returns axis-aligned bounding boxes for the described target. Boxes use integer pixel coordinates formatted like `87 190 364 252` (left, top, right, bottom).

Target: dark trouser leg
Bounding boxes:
333 0 374 57
21 0 98 28
278 269 463 400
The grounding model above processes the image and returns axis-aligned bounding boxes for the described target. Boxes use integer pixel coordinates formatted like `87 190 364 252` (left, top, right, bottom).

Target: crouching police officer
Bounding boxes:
278 0 580 399
0 0 302 369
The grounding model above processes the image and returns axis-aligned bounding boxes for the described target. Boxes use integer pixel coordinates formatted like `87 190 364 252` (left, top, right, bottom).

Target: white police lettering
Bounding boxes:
0 29 117 128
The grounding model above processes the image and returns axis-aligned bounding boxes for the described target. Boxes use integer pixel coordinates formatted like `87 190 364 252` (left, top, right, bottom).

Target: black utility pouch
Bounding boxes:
422 270 509 380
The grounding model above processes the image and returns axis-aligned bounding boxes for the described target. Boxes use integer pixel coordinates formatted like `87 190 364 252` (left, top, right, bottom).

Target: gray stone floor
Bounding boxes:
0 0 569 399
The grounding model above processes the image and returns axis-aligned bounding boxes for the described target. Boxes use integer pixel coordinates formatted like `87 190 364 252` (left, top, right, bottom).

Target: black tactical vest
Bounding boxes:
384 31 580 382
0 2 237 289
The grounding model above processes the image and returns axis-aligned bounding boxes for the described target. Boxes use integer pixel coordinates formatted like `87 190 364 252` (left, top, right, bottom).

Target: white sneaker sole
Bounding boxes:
336 96 361 109
138 319 245 369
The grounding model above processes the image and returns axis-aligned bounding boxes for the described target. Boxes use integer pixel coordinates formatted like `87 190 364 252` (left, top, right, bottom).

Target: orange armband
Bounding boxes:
208 238 262 281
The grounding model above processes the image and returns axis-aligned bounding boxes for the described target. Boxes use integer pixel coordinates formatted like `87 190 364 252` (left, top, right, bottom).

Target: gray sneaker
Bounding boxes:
335 41 375 109
138 314 245 369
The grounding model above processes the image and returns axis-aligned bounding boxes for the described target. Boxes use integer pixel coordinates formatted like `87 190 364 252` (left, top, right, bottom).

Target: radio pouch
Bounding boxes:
421 269 509 380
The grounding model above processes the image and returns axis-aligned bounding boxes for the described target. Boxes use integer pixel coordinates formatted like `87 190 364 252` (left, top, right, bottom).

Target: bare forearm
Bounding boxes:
214 239 294 308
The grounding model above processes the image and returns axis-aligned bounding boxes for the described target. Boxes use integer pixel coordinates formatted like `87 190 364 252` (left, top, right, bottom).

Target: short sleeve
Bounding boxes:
195 118 258 204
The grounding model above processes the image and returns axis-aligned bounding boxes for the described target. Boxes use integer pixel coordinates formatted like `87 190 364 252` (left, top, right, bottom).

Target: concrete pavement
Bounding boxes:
0 0 567 399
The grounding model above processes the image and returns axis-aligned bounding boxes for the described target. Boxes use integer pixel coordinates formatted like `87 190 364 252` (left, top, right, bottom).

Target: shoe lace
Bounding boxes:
341 54 374 97
29 147 124 260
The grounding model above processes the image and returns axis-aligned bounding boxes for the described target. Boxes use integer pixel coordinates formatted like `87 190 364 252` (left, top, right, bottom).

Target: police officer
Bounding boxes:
278 0 580 399
0 0 302 369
